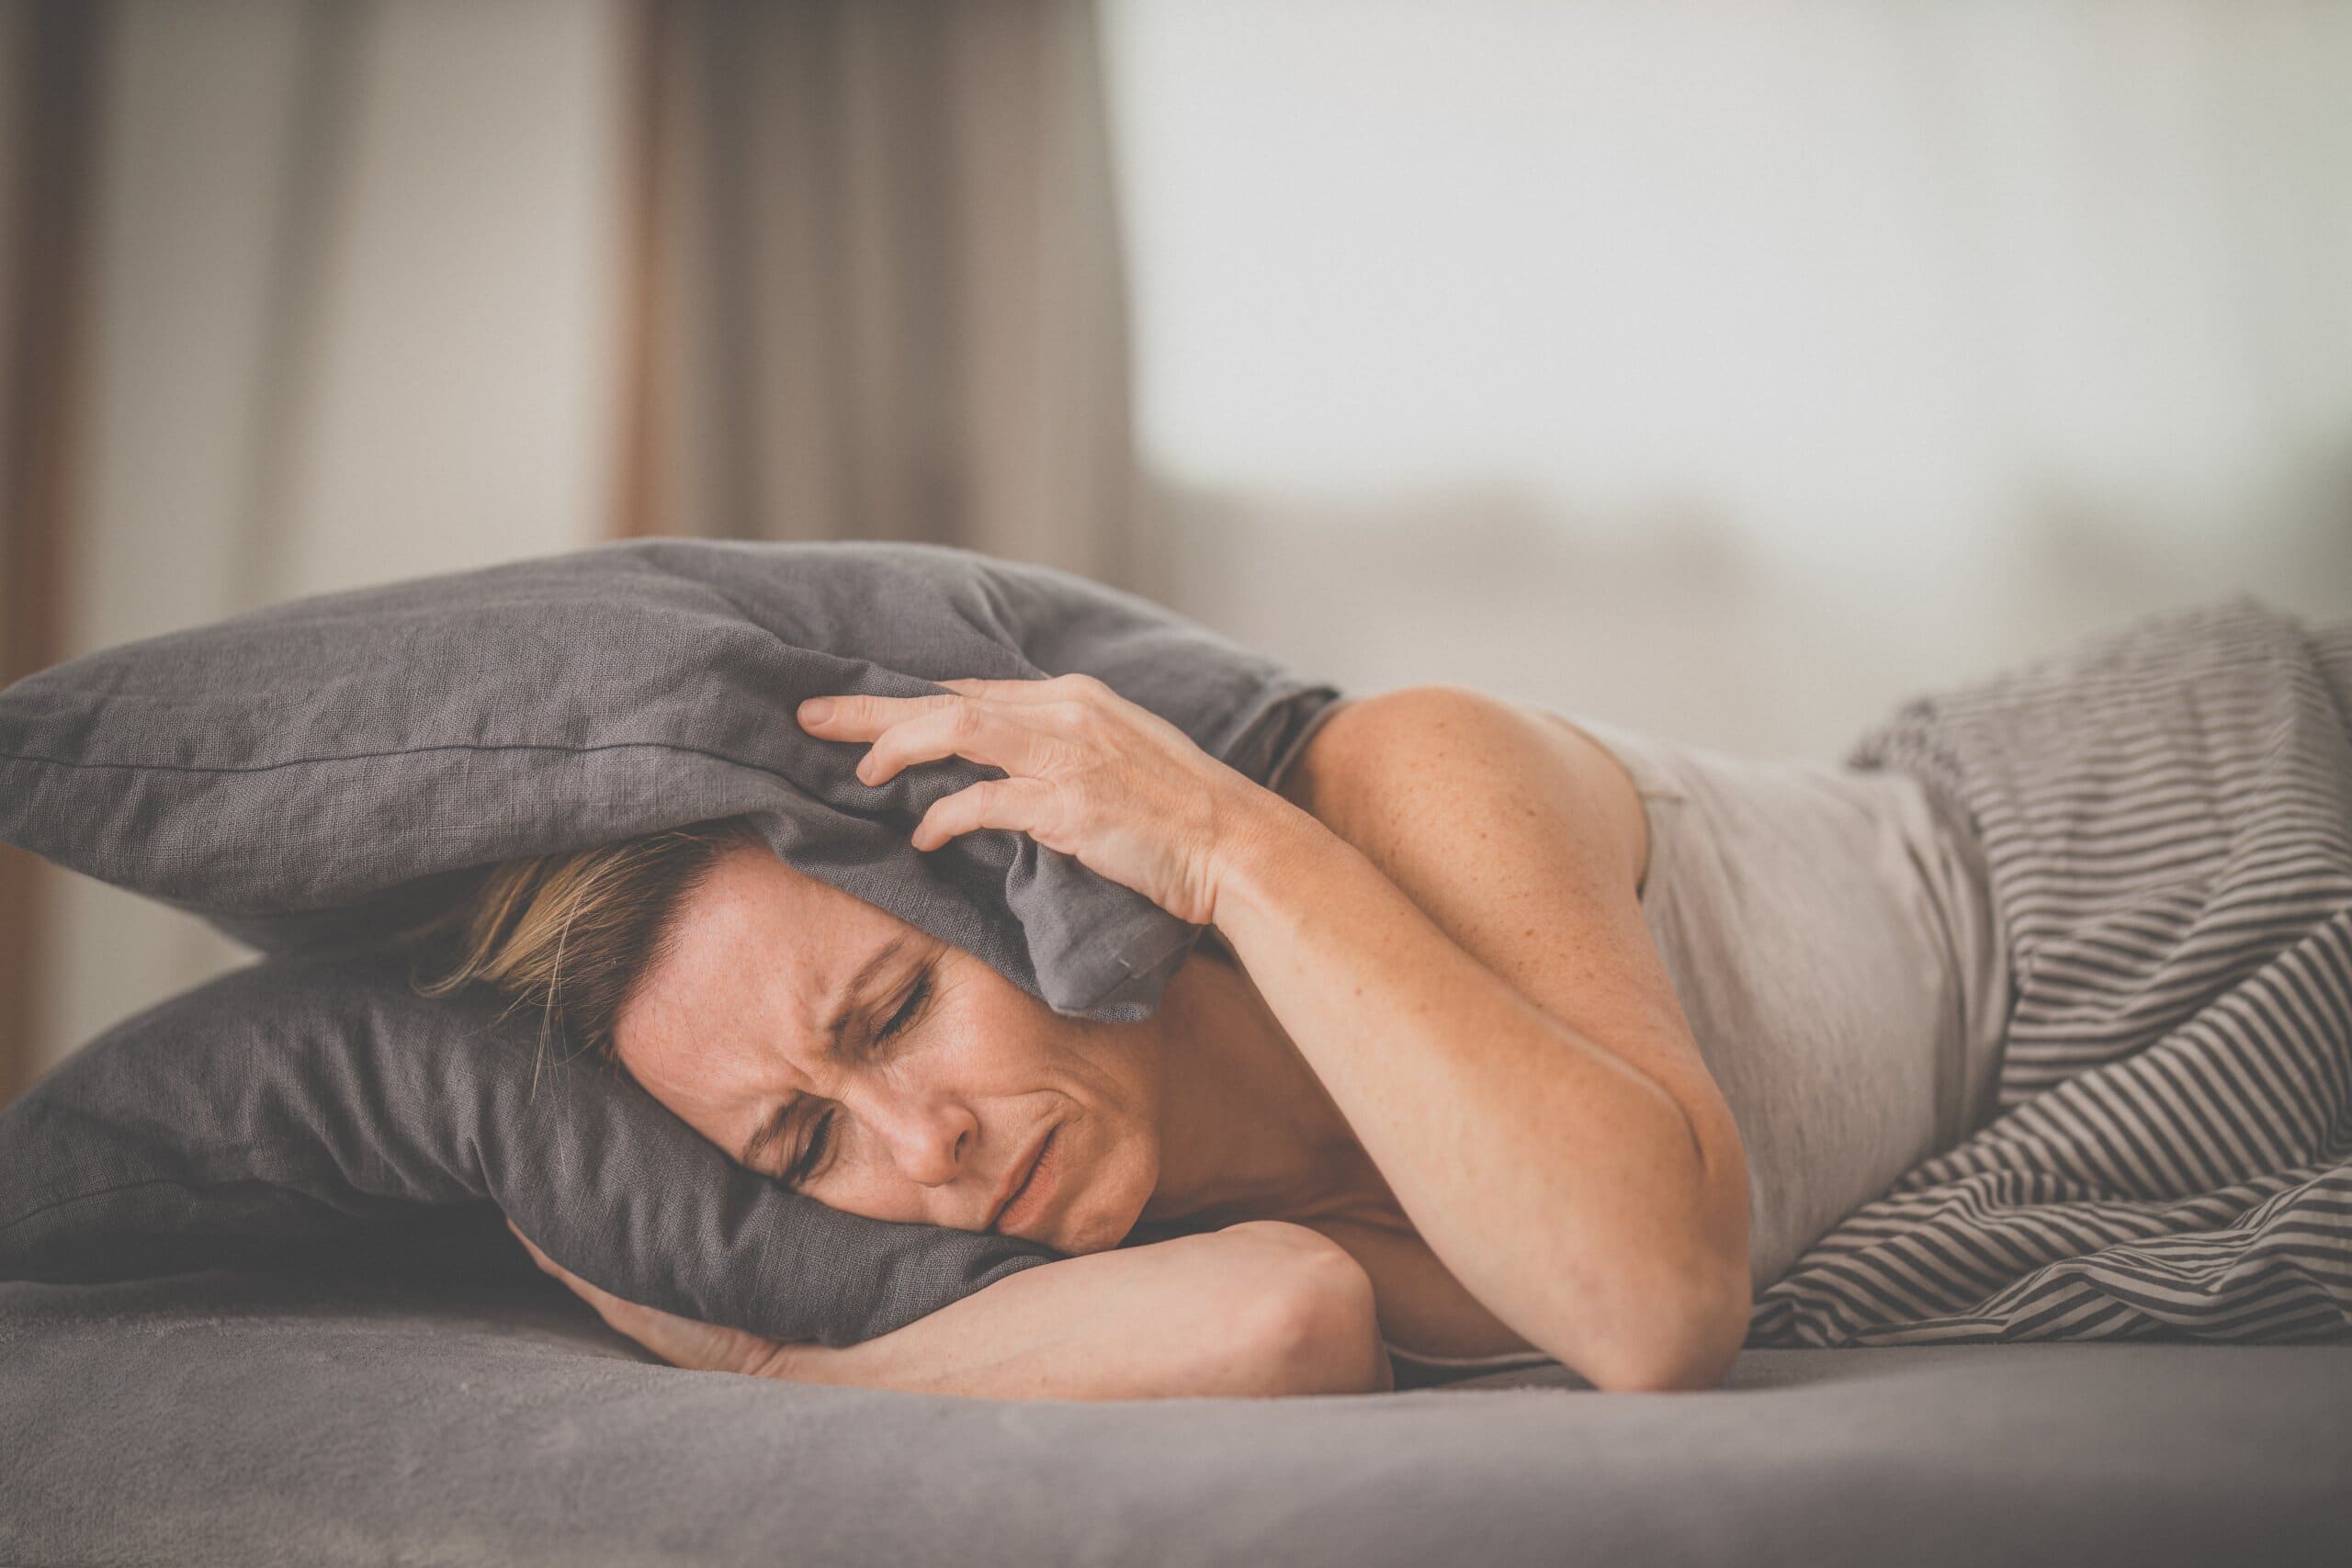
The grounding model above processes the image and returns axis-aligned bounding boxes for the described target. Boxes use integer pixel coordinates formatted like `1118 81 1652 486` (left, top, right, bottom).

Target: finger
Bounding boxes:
536 1266 692 1355
507 1220 560 1276
936 675 1059 702
496 1222 755 1371
858 699 1047 787
912 777 1058 853
507 1225 624 1316
555 1278 783 1378
944 673 1116 705
797 691 961 740
522 1247 641 1325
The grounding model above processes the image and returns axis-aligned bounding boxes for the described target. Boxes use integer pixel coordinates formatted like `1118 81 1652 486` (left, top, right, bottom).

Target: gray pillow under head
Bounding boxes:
0 953 1050 1346
0 540 1340 1340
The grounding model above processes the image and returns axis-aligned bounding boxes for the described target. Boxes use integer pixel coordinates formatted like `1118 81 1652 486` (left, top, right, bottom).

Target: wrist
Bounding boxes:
1208 790 1332 932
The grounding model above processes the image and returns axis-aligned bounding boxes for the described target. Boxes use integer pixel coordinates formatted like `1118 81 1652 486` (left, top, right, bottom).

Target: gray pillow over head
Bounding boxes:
0 538 1340 1018
0 953 1054 1345
0 540 1341 1337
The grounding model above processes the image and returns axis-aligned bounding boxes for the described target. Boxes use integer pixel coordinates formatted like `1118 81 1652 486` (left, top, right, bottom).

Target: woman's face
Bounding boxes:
611 845 1166 1254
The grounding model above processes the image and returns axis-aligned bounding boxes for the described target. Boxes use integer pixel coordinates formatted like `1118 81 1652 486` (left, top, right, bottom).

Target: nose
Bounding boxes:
854 1089 976 1189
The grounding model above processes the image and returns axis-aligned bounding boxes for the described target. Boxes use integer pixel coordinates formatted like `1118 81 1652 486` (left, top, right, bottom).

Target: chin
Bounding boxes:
1048 1136 1158 1255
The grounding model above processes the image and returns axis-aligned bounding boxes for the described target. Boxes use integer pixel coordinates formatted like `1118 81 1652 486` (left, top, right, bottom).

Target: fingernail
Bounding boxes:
800 698 834 725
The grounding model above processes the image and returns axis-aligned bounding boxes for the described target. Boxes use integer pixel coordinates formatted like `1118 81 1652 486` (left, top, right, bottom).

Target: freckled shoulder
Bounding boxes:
1257 682 1738 1354
1273 684 1651 899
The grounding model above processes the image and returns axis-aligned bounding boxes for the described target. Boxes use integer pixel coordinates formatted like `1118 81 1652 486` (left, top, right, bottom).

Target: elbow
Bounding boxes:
1577 1256 1752 1394
1229 1223 1394 1397
1583 1109 1753 1393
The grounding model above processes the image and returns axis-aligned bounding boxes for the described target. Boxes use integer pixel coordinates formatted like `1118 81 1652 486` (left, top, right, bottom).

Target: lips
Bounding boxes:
989 1127 1056 1235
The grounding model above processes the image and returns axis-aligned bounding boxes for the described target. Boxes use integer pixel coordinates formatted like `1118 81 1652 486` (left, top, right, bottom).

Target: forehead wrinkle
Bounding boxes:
816 933 912 1059
736 933 910 1168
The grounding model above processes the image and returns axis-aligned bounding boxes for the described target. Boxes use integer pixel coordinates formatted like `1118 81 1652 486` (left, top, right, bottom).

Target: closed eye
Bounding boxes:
787 969 932 1185
877 971 930 1043
787 1111 836 1186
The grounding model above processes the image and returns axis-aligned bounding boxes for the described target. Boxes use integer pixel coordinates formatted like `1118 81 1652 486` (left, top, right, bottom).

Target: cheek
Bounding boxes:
1049 1114 1159 1254
1053 1031 1167 1249
1078 1023 1166 1131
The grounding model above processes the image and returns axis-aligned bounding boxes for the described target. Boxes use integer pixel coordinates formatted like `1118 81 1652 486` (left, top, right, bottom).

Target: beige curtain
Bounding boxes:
618 0 1145 592
13 0 628 1087
0 0 102 1105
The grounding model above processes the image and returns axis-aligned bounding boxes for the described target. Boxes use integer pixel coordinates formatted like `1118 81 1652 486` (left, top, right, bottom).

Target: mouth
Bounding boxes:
988 1126 1058 1236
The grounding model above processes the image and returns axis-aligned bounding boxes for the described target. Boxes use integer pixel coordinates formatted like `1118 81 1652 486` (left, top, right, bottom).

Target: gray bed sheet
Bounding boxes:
5 1213 2348 1568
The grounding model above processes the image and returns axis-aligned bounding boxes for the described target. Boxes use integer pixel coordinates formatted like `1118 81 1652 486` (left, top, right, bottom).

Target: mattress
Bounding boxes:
4 1210 2347 1568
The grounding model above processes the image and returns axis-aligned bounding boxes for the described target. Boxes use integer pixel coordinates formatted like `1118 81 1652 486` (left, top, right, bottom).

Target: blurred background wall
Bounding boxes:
1108 0 2352 756
3 0 628 1095
4 0 2348 1096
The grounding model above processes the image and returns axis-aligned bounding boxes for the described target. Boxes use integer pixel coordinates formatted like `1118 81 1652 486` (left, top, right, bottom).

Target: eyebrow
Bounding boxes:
739 935 910 1169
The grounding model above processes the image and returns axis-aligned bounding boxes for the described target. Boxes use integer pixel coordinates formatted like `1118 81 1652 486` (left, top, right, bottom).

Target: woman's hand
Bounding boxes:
798 673 1292 926
510 1222 790 1378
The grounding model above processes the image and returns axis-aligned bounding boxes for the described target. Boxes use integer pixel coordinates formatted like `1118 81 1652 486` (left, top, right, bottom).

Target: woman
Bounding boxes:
422 665 2024 1402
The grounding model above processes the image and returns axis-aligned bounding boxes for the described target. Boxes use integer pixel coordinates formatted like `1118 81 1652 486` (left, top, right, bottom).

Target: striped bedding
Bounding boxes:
1749 597 2352 1346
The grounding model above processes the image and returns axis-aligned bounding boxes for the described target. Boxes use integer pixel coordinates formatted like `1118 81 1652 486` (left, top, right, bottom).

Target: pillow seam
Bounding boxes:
0 739 841 784
1 1156 419 1233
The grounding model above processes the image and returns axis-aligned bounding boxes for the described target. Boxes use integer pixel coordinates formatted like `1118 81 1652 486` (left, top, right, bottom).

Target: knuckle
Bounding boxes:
1028 786 1071 840
949 780 1001 824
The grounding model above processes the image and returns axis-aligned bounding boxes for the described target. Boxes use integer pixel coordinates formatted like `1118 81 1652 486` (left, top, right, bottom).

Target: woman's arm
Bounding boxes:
1216 685 1751 1392
808 674 1750 1392
514 1219 1393 1402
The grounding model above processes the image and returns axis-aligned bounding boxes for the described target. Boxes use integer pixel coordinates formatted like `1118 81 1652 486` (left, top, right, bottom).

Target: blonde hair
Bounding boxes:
409 817 762 1062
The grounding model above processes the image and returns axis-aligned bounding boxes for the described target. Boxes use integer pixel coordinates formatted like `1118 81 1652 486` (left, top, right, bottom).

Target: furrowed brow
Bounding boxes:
822 935 910 1055
738 935 910 1168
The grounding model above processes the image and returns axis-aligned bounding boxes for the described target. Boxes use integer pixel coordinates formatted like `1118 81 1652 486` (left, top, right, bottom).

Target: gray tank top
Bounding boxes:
1383 711 2014 1382
1565 713 2012 1292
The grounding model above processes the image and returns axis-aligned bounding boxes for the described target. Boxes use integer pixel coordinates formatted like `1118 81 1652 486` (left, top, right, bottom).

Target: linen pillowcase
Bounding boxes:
0 540 1340 1336
0 951 1056 1347
0 538 1340 1019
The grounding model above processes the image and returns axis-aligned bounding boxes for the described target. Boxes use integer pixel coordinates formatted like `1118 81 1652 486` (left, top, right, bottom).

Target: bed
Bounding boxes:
6 1208 2346 1568
7 558 2350 1565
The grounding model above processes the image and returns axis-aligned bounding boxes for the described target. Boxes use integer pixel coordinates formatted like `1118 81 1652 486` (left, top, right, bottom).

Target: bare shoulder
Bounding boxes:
1276 684 1650 898
1222 687 1732 1362
1268 682 1741 1232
